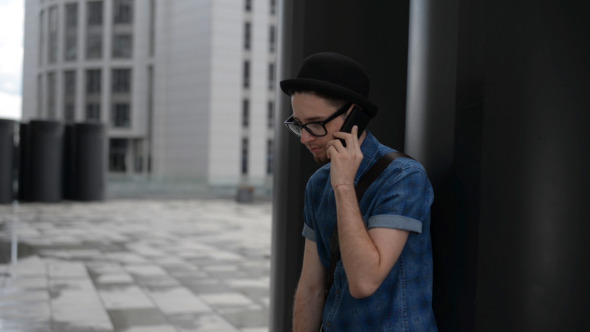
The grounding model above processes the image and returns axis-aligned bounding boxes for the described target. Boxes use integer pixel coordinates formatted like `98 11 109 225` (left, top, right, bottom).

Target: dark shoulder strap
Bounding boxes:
325 150 413 295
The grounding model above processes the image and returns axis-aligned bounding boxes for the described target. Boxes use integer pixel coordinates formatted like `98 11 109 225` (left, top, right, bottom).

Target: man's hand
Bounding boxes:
326 125 364 190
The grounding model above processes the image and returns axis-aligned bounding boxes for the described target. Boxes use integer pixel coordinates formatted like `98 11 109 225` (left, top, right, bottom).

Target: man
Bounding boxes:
281 52 438 331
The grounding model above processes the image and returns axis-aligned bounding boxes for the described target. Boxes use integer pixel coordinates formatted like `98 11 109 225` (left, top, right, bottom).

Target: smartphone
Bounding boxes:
339 105 371 147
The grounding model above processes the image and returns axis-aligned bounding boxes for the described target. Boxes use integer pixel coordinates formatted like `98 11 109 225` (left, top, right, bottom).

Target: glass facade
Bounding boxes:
64 3 78 61
86 1 103 59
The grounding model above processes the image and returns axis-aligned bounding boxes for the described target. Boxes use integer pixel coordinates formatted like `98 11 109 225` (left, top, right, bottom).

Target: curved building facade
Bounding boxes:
22 0 277 189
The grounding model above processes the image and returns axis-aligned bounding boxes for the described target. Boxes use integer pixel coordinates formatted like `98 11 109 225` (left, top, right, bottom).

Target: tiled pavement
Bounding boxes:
0 199 272 332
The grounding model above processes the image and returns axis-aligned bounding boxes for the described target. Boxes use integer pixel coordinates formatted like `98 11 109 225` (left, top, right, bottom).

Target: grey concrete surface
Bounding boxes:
0 199 272 332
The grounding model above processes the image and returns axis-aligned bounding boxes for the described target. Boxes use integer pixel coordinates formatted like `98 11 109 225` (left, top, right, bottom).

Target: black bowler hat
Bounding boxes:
280 52 378 117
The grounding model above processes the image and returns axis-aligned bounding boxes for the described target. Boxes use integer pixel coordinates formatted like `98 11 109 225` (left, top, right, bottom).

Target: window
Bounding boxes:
65 104 75 122
270 0 276 15
64 71 76 121
112 34 132 58
86 69 101 121
86 69 101 94
47 72 56 119
245 0 252 12
244 22 251 50
86 34 103 59
268 63 275 90
48 6 58 63
86 1 103 59
113 0 133 24
242 99 249 128
87 1 103 26
112 103 130 128
86 103 101 121
112 69 131 93
241 138 249 175
243 60 250 88
109 139 128 172
64 3 78 61
269 25 276 53
64 71 76 95
39 11 44 65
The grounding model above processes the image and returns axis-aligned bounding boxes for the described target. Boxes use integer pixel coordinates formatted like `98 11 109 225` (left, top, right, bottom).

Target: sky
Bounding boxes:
0 0 24 120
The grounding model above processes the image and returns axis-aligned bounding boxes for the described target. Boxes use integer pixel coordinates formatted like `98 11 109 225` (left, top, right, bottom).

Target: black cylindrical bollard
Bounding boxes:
74 122 105 201
29 120 64 202
62 123 77 200
0 119 16 204
18 122 31 201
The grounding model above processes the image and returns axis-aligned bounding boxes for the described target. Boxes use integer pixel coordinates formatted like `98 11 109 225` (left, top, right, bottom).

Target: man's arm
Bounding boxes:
333 184 409 298
327 126 409 299
293 239 326 332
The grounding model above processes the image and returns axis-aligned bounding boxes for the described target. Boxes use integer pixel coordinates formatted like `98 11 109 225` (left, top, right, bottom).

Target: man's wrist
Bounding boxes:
332 183 355 193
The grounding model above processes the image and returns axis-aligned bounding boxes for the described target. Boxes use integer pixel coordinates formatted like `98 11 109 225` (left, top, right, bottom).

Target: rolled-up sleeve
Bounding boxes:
365 162 433 234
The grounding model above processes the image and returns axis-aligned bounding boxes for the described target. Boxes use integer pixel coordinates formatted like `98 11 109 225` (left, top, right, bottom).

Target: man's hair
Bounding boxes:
291 90 349 113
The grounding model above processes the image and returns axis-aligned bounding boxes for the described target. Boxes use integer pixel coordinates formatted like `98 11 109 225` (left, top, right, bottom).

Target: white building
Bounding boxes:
21 0 277 190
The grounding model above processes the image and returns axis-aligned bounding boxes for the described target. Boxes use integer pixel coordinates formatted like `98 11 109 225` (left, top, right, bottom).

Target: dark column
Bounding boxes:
74 122 106 201
29 120 64 202
18 122 31 201
271 1 410 331
474 1 590 331
406 0 590 331
0 119 16 204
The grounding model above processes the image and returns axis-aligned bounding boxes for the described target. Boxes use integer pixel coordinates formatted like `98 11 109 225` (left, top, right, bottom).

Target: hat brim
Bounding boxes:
280 78 378 118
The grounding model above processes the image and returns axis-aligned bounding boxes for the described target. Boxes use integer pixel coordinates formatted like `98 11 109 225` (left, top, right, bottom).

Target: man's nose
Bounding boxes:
300 129 314 144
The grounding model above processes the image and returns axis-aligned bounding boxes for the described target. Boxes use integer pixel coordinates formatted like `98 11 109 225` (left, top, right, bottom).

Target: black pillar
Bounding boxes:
29 120 64 202
0 119 16 204
271 1 410 331
74 122 106 201
406 0 590 331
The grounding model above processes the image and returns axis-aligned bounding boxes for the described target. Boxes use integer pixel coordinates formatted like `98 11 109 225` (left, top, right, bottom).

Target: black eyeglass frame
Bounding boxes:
283 102 353 137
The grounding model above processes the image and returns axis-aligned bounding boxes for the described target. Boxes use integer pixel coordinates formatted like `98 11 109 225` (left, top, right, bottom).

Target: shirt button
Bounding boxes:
327 321 332 328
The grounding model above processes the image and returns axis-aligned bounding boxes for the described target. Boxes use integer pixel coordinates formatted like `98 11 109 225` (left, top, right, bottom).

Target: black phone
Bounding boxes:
339 105 371 147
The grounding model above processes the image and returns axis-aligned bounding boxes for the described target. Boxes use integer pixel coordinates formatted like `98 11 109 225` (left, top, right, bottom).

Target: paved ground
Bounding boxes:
0 199 272 332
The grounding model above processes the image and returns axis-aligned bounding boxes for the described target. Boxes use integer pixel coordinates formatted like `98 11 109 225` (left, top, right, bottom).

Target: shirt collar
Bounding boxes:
354 131 380 184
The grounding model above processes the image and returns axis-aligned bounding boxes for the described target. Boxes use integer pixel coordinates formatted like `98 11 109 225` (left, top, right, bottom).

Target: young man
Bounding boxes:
281 52 438 331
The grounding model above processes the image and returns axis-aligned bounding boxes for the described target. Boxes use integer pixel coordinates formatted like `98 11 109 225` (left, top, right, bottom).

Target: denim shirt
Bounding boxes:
302 132 438 331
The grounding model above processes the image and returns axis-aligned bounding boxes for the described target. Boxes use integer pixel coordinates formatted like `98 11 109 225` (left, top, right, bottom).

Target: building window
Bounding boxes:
64 3 78 61
47 72 56 119
243 60 250 88
269 25 276 53
64 71 76 121
268 63 275 90
86 1 103 59
112 69 131 93
39 11 44 65
86 69 101 94
267 101 274 129
88 1 103 26
112 34 132 58
113 0 133 24
242 99 249 128
149 0 155 56
267 139 273 175
241 138 249 175
86 103 101 121
109 139 127 172
112 103 130 128
86 69 101 121
244 22 251 50
245 0 252 12
48 6 58 63
270 0 276 15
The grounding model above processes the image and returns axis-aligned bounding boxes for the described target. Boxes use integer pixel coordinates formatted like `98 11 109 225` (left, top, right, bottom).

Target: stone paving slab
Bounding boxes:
0 199 272 332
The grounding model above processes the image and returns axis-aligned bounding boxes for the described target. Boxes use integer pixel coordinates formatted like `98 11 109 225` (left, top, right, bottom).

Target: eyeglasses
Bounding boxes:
283 103 352 137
